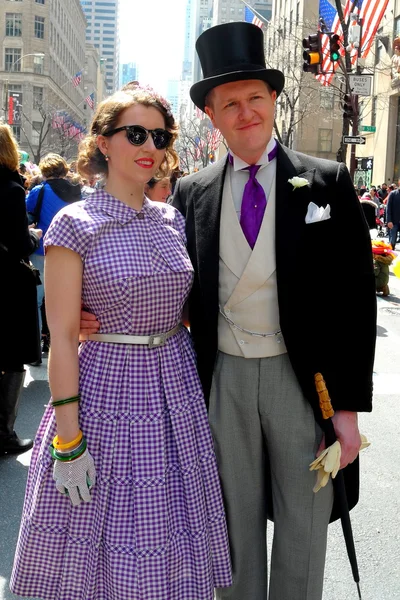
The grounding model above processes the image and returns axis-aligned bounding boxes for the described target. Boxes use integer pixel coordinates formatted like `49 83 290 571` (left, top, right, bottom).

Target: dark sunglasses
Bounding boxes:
103 125 172 150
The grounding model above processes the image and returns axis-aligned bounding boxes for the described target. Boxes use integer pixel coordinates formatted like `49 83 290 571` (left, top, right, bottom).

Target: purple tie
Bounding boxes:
229 144 277 249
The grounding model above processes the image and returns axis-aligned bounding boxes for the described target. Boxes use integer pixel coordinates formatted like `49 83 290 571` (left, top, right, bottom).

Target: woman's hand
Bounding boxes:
53 448 96 506
80 310 100 335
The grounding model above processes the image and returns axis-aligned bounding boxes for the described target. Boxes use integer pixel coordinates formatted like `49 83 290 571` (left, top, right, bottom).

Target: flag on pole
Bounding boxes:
85 92 95 110
244 5 264 29
72 70 83 87
317 0 388 87
350 0 389 60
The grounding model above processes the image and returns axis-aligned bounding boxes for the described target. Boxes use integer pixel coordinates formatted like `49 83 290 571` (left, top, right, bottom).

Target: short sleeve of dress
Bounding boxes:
44 203 89 260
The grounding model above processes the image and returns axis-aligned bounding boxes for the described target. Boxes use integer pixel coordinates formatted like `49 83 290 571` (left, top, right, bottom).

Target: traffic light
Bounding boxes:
329 33 341 62
343 94 354 120
302 33 322 74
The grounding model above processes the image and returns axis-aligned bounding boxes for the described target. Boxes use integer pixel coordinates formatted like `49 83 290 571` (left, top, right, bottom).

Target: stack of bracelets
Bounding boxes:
49 394 86 461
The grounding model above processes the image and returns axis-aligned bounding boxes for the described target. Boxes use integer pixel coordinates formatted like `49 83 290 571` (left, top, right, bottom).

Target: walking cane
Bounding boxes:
314 373 363 600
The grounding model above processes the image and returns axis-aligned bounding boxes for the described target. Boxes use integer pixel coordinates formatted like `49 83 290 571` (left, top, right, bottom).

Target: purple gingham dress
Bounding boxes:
11 191 232 600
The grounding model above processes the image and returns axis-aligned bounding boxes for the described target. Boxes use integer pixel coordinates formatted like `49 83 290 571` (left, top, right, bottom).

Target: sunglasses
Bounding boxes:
103 125 172 150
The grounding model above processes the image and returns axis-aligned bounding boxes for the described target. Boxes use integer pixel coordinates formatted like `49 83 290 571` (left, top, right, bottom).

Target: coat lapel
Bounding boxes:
193 157 228 306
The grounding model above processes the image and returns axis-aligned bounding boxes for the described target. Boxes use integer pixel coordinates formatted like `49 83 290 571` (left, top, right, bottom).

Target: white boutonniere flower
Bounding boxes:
288 176 309 191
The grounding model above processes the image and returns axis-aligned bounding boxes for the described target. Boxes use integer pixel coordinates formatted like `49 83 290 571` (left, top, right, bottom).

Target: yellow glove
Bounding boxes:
309 434 370 493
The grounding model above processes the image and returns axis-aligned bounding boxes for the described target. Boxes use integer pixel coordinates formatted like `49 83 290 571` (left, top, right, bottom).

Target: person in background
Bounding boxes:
26 153 81 361
145 175 171 202
11 85 231 600
386 178 400 249
170 167 183 194
369 186 380 217
378 182 388 203
0 124 42 455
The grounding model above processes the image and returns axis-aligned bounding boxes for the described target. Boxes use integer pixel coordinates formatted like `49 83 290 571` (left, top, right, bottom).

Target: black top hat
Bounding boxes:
190 22 285 111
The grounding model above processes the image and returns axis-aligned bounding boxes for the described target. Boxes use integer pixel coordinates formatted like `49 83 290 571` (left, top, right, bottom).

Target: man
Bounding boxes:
81 22 376 600
377 182 388 202
171 23 376 600
386 179 400 249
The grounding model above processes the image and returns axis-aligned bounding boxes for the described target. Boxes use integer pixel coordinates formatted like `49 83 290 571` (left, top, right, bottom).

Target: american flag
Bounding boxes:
317 0 388 87
207 127 222 152
349 0 389 61
244 5 264 29
85 92 95 110
72 70 82 87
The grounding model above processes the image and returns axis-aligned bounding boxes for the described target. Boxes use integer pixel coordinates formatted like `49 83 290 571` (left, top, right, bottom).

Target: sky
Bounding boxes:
119 0 188 96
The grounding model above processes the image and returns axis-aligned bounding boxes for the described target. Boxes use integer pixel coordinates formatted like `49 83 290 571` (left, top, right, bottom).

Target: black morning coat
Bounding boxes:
172 142 377 522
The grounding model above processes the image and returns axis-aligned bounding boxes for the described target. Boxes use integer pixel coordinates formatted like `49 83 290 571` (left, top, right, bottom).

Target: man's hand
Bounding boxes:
80 309 100 335
388 222 394 229
317 410 360 469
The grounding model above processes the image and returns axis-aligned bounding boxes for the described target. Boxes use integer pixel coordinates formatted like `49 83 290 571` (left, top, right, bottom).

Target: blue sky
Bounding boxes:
119 0 187 95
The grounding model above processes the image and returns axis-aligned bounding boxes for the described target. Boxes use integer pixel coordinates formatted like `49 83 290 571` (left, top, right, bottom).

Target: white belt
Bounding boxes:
79 324 182 348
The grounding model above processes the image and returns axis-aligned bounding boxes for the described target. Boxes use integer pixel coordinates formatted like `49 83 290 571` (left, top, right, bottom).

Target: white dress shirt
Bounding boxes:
228 136 278 219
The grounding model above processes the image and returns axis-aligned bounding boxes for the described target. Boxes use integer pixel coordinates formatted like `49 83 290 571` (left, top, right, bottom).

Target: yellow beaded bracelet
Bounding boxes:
53 430 83 451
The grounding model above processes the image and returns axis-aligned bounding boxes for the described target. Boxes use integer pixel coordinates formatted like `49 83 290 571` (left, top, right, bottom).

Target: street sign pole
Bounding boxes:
350 93 359 181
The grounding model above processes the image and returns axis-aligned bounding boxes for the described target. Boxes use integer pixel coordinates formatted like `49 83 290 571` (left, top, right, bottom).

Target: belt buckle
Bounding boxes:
148 332 167 348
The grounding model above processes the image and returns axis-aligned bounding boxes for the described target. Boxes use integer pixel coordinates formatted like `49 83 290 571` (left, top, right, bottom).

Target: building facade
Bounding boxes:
182 0 198 83
0 0 90 161
266 0 343 162
193 0 214 83
121 62 137 87
80 0 119 94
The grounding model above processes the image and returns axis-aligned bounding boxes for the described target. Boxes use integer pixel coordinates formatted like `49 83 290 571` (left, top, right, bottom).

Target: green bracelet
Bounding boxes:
51 395 81 408
49 437 87 462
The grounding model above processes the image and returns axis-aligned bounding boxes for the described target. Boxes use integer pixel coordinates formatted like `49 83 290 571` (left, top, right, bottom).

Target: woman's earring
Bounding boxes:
104 154 109 161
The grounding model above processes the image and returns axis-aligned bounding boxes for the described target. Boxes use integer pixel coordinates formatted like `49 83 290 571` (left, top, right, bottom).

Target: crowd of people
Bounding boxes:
0 18 396 600
357 181 400 249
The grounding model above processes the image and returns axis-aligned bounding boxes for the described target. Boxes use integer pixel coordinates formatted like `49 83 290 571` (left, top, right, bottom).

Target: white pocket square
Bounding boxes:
305 202 331 224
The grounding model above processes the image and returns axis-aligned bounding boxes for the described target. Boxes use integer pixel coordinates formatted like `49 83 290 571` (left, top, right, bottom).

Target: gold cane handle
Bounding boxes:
314 373 334 419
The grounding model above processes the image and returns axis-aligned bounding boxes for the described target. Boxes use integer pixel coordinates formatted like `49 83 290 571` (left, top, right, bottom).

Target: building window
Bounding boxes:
33 54 44 73
318 129 333 153
5 13 22 37
320 89 334 109
394 16 400 39
33 86 43 108
34 16 45 39
32 122 42 145
375 27 383 65
12 125 21 142
35 0 45 4
5 48 21 72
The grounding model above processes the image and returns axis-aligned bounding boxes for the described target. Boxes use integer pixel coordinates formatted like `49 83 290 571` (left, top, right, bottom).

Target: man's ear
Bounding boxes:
96 135 108 156
205 106 216 127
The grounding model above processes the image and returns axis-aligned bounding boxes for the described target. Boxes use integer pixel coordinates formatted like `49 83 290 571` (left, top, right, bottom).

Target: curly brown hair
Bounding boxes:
77 88 179 180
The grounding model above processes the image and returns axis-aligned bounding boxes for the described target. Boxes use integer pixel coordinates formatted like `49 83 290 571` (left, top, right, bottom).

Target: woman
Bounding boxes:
11 85 231 599
145 174 171 202
0 124 42 455
26 153 81 358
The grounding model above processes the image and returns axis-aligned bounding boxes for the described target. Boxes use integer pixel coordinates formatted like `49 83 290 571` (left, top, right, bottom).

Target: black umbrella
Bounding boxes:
315 373 362 600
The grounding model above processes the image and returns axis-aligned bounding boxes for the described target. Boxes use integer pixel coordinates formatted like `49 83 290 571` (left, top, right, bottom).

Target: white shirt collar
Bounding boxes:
229 137 277 172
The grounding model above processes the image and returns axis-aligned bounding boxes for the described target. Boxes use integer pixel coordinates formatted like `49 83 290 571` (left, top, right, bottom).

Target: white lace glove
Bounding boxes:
53 449 96 506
